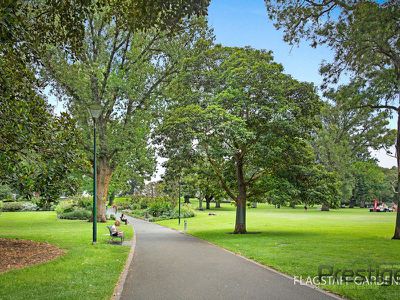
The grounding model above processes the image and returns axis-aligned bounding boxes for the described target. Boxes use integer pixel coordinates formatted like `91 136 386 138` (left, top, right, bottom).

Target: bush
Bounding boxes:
148 201 173 217
174 205 195 218
55 197 92 220
55 200 75 215
109 214 116 220
131 195 174 209
1 201 38 212
113 197 131 209
58 208 91 220
75 196 92 210
21 202 39 211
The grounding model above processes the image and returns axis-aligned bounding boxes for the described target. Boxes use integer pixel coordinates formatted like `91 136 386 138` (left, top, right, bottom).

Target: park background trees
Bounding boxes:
1 0 210 212
264 0 400 238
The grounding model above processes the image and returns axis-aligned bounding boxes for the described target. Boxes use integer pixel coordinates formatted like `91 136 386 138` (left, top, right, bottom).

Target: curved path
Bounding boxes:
120 218 341 300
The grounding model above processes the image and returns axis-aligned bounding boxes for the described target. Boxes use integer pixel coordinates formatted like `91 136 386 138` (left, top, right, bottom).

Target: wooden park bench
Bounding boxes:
106 225 124 244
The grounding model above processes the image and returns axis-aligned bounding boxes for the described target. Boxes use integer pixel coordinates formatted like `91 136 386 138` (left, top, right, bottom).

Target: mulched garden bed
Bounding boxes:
0 238 65 273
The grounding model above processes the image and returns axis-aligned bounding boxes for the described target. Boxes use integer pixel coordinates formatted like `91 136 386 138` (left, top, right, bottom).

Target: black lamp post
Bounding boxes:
89 103 102 244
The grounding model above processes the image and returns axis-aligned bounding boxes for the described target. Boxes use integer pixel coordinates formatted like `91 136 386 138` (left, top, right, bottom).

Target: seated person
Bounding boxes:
120 213 128 225
111 220 123 237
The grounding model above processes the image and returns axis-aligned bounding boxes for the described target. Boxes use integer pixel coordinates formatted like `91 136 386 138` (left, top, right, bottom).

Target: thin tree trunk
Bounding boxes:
360 196 366 208
198 197 203 210
234 156 247 234
215 199 221 208
251 202 257 208
205 195 212 210
393 109 400 239
96 156 113 222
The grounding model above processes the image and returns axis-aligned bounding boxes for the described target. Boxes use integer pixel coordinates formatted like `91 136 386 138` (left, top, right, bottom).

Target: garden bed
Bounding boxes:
0 238 64 273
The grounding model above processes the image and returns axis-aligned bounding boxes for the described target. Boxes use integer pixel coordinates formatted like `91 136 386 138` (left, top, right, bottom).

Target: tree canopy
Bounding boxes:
157 45 324 233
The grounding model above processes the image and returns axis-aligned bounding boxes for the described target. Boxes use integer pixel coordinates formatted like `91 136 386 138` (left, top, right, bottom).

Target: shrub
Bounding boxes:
55 197 92 220
58 208 91 220
109 214 116 220
131 195 174 209
1 201 38 212
113 197 131 209
175 205 195 218
75 196 92 210
148 201 173 217
55 200 75 215
21 202 39 211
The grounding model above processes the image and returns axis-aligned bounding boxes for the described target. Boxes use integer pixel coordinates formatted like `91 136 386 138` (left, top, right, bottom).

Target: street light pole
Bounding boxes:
88 103 102 245
92 118 97 244
178 178 181 225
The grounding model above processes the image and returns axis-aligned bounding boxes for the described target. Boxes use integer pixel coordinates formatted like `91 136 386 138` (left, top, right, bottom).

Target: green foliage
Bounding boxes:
131 195 174 209
148 201 173 217
55 200 75 215
55 196 92 220
0 184 13 200
1 201 38 212
352 161 391 206
42 12 211 219
58 208 91 220
114 197 132 209
158 45 323 232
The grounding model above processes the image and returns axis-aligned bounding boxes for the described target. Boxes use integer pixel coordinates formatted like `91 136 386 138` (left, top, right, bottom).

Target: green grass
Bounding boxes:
0 211 133 300
158 203 400 300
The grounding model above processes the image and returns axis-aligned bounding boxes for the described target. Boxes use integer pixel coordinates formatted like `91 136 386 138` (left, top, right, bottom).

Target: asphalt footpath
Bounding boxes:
119 218 341 300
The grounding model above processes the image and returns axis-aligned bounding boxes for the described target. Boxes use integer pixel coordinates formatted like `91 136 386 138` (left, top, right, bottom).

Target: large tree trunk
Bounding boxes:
393 109 400 239
96 156 113 222
234 156 247 234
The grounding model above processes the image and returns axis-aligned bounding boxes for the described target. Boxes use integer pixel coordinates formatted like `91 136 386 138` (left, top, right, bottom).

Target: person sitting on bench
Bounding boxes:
111 220 123 237
120 213 128 225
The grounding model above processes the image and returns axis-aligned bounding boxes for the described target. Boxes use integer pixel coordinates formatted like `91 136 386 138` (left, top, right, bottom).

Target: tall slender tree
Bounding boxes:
43 15 211 221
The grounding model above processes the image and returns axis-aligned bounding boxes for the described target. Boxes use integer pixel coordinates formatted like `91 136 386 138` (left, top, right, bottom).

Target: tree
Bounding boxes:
265 0 400 238
43 12 211 221
314 85 395 208
158 46 322 233
352 161 387 207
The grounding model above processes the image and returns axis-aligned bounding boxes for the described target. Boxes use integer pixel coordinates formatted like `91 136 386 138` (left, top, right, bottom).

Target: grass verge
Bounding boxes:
0 211 133 300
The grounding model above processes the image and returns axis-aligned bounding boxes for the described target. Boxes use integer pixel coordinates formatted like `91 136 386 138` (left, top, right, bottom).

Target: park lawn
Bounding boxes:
158 204 400 300
0 211 133 300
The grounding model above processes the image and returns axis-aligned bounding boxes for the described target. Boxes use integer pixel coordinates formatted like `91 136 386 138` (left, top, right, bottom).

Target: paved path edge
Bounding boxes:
111 222 136 300
163 223 346 300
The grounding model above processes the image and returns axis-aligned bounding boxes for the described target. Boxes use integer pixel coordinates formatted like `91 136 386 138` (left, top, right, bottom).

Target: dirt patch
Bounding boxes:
0 238 65 273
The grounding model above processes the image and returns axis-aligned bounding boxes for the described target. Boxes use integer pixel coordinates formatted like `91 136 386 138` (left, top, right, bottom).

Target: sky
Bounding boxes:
49 0 396 169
